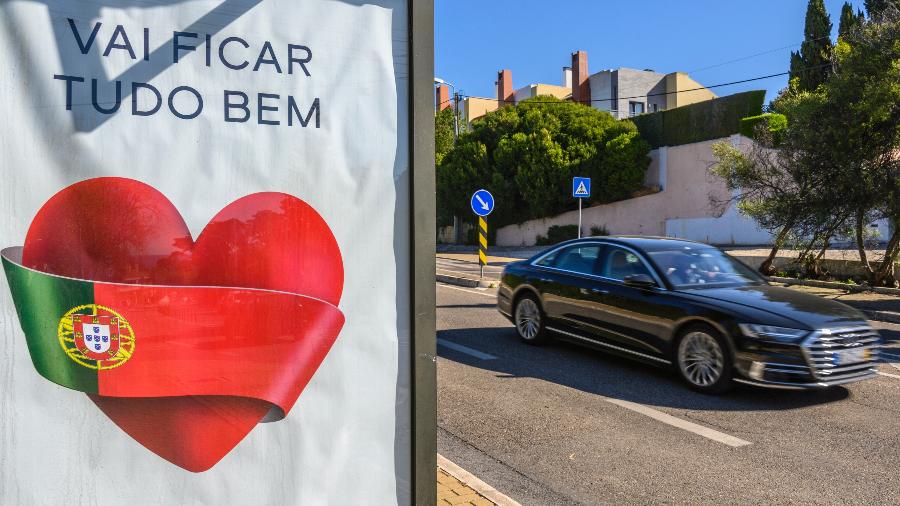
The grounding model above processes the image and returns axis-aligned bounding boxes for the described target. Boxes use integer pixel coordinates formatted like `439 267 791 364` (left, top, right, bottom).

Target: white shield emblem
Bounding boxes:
81 322 111 353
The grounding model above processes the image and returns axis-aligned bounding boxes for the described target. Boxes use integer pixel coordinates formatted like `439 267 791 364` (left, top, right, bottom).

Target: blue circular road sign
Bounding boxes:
470 189 495 217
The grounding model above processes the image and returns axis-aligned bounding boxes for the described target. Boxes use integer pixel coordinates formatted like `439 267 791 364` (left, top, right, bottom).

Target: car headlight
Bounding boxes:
738 324 809 343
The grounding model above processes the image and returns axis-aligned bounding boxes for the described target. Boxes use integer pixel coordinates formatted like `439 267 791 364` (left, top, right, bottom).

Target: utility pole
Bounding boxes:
452 91 460 140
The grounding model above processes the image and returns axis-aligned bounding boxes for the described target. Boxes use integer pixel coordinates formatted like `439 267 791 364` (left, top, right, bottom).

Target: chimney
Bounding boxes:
571 51 591 105
562 66 572 89
497 69 514 106
435 84 451 112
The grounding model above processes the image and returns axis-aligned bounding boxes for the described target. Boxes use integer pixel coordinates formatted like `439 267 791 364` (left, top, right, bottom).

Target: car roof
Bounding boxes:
555 235 715 253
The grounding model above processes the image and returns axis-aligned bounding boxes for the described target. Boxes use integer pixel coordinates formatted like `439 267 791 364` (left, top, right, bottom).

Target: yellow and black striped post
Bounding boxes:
478 216 488 278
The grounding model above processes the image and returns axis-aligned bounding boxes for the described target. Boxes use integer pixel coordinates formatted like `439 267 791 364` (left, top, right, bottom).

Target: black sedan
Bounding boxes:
497 236 881 393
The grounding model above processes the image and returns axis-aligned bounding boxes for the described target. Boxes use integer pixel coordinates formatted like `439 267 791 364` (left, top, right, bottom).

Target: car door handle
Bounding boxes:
581 288 608 295
538 278 553 283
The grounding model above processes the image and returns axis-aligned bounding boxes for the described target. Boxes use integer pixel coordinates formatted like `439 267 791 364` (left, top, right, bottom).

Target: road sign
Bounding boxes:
573 177 591 198
470 189 495 217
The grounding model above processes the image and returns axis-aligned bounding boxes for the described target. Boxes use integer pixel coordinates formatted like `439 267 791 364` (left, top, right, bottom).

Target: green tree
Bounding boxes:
838 2 865 39
865 0 900 18
435 107 456 167
789 0 834 91
437 96 651 231
716 11 900 285
819 12 900 285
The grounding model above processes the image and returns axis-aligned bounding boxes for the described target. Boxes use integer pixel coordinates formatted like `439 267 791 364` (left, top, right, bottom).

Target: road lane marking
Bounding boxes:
437 338 498 360
603 397 753 447
436 258 506 271
437 454 522 506
436 267 498 280
437 282 497 298
877 371 900 380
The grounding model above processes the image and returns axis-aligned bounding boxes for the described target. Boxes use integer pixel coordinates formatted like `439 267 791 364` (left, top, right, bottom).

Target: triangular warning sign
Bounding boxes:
575 181 589 196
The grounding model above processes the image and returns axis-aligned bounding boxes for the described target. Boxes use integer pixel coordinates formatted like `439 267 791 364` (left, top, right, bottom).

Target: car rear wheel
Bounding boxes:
514 294 548 344
676 325 732 394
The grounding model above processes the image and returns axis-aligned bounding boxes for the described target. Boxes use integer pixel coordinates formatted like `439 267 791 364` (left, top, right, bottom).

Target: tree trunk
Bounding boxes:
872 224 900 287
855 210 875 281
761 225 791 276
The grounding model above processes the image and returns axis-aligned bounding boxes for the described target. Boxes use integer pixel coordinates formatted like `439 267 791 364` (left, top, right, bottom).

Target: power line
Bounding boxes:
686 34 833 74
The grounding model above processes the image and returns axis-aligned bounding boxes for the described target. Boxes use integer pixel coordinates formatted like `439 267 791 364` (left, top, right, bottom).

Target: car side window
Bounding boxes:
536 244 602 276
600 246 653 281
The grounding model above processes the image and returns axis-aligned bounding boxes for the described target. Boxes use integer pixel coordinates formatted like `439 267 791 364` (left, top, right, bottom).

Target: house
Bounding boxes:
570 50 717 119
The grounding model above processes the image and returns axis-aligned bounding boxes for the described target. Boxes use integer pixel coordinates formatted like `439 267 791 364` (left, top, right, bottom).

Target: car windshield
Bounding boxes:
647 247 764 289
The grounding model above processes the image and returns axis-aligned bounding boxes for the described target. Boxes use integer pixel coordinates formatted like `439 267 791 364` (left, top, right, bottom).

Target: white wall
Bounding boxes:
496 136 779 246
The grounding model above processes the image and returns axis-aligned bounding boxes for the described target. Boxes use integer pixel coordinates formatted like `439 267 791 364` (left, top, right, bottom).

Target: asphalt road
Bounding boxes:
436 282 900 506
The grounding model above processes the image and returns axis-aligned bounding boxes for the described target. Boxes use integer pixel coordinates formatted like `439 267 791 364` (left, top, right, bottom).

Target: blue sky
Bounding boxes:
435 0 860 104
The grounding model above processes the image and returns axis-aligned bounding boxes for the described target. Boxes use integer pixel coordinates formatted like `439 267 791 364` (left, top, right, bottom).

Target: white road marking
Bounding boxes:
603 397 753 447
877 371 900 380
438 454 522 506
436 268 495 279
437 282 497 298
436 258 506 271
437 338 498 360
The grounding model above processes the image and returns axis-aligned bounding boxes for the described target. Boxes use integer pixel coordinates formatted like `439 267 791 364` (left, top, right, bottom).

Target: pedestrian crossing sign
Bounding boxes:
573 177 591 198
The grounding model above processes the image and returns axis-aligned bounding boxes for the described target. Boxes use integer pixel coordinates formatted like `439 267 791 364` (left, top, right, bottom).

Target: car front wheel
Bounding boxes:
676 325 733 394
514 294 548 344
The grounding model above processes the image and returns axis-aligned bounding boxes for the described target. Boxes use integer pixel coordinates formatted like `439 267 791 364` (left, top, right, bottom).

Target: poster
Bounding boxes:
0 0 415 503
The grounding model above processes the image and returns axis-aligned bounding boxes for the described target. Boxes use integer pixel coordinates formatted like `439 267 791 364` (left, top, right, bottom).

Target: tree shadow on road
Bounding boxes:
438 326 851 412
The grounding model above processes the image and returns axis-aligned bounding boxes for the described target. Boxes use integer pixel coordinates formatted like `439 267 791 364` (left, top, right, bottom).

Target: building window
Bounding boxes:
650 103 658 113
629 101 645 117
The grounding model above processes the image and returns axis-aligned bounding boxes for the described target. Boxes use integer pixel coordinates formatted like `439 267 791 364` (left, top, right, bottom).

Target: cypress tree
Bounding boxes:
838 2 865 38
789 0 834 91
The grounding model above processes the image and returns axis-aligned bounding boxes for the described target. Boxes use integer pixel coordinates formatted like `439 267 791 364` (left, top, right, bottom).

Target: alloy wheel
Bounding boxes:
515 298 541 340
678 331 725 387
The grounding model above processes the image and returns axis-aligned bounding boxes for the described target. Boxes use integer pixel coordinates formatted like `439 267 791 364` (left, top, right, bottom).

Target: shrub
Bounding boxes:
630 90 766 148
740 113 787 145
535 225 579 245
589 225 609 236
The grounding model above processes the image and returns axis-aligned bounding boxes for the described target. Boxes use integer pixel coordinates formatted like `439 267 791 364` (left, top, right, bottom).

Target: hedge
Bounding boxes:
739 113 787 144
629 90 766 148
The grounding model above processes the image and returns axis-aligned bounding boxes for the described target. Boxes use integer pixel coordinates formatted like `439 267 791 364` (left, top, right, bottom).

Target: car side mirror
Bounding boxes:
623 273 657 288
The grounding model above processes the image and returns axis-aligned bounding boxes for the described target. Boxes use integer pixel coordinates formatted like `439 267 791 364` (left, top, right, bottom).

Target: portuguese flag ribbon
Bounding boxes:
2 246 345 421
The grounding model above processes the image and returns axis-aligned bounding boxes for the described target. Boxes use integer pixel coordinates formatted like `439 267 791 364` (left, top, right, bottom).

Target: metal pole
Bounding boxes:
578 199 582 238
479 216 488 279
452 91 460 140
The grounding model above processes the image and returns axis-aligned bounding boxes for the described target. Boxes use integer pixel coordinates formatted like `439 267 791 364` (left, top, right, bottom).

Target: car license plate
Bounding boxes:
834 348 869 365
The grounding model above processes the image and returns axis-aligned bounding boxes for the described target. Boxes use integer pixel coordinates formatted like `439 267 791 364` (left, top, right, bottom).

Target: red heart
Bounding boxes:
21 177 343 471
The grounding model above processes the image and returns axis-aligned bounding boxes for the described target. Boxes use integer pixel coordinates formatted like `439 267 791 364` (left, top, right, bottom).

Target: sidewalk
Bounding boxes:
438 468 495 506
437 454 520 506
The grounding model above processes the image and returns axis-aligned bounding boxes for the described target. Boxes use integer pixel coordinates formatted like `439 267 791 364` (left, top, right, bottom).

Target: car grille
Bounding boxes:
801 326 881 381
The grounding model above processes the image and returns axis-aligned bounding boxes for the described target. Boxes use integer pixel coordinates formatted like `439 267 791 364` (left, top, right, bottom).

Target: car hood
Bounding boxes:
676 284 866 329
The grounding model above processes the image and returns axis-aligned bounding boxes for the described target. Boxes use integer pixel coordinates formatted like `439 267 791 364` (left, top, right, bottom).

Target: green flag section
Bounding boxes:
1 246 345 418
3 247 98 392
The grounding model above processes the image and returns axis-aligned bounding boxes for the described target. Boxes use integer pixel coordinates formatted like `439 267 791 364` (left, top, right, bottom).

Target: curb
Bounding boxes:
864 310 900 325
436 273 496 289
437 454 521 506
769 276 900 296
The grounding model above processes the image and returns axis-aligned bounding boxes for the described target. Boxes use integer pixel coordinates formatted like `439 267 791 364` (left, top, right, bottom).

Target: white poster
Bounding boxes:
0 0 411 503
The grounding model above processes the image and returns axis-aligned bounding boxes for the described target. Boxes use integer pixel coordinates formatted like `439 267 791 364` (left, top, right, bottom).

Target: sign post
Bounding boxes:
470 189 495 278
572 177 591 238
